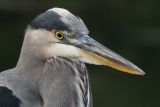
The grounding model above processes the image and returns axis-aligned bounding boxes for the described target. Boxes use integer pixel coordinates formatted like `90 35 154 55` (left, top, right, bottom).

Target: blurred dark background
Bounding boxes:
0 0 159 107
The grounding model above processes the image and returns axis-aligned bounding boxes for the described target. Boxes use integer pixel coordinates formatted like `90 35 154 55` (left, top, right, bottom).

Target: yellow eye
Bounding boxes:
55 32 64 40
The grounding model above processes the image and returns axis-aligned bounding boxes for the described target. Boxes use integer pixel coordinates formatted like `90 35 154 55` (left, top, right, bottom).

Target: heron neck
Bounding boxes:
16 33 46 91
16 56 92 107
39 57 91 107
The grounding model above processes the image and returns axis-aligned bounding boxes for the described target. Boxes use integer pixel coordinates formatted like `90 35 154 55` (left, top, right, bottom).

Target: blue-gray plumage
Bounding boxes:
0 86 21 107
0 8 144 107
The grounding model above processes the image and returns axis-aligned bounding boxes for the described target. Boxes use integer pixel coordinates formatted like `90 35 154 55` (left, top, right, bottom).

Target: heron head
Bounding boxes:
28 7 145 75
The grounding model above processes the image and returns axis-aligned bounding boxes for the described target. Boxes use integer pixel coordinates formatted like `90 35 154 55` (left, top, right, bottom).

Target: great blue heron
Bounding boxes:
0 8 145 107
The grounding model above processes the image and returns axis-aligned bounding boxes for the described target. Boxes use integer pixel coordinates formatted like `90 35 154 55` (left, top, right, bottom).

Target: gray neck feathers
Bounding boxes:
16 44 91 107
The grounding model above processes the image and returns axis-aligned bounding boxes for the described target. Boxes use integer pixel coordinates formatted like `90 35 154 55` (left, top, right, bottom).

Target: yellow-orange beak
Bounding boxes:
76 35 145 75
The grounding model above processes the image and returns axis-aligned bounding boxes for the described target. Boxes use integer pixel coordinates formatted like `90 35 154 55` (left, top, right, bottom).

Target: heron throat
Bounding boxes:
41 57 92 107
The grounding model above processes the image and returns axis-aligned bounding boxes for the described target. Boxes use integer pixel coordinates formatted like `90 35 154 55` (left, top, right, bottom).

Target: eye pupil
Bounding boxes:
56 32 64 40
57 33 62 38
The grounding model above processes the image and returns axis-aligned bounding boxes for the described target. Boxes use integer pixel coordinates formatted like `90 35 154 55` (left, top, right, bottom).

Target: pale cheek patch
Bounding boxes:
43 43 81 58
43 42 102 65
28 29 59 45
43 43 102 65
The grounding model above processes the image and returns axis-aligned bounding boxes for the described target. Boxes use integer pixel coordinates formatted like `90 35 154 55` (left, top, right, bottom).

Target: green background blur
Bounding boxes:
0 0 159 107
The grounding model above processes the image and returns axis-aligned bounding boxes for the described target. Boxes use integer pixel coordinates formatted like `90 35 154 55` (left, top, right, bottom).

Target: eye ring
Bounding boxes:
55 32 64 40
